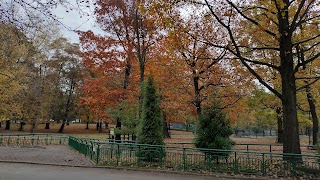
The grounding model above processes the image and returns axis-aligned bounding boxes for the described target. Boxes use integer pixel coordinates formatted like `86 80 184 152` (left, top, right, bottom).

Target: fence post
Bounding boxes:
233 151 238 174
45 134 48 145
137 145 141 164
16 135 19 146
116 144 120 166
290 155 296 177
36 136 39 145
262 153 265 175
182 148 186 171
90 142 94 160
160 146 164 168
8 135 11 146
96 143 100 164
129 143 132 157
269 145 272 153
31 135 34 146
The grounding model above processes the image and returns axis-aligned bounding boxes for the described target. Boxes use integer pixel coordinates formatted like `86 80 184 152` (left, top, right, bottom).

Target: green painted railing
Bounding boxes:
68 136 320 179
235 143 315 153
1 134 318 179
0 134 69 146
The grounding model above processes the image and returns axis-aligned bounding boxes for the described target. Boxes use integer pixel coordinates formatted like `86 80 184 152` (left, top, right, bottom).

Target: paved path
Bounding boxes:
0 163 232 180
0 146 94 166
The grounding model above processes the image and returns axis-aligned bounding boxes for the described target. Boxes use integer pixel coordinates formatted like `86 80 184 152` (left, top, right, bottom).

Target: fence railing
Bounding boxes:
0 134 319 178
68 136 320 179
0 134 69 146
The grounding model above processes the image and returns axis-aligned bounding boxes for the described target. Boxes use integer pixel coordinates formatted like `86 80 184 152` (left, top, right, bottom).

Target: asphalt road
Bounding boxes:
0 163 231 180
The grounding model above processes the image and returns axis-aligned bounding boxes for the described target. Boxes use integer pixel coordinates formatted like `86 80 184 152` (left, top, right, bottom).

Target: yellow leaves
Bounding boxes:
223 11 235 17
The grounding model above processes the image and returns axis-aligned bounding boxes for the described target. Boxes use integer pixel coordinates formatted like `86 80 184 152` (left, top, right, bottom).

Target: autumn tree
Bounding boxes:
0 24 32 126
165 15 228 117
296 79 320 145
144 39 196 136
79 0 161 139
44 37 83 133
0 23 61 132
245 89 283 142
79 31 134 135
150 1 253 130
165 0 320 156
93 0 160 99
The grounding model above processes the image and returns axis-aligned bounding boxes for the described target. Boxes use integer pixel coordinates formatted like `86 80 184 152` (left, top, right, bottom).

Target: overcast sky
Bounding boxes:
53 0 103 43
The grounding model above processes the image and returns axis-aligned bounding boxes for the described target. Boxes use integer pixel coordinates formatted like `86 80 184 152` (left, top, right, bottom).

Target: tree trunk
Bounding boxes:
138 74 144 118
45 122 50 129
132 133 136 141
134 7 146 119
281 65 301 156
86 121 89 129
276 107 283 143
99 122 102 133
58 121 65 133
162 112 171 138
193 72 201 117
280 55 301 155
5 120 10 130
96 122 99 130
163 121 171 138
30 122 36 133
0 121 2 128
306 85 318 145
19 122 25 131
115 119 121 142
279 8 301 155
124 58 131 90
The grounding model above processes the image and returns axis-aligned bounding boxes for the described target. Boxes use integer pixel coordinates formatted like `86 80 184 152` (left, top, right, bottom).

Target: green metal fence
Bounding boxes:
68 136 320 179
0 134 69 146
1 134 319 179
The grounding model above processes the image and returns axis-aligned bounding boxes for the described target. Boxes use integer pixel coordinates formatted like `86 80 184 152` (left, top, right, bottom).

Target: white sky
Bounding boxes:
53 0 103 43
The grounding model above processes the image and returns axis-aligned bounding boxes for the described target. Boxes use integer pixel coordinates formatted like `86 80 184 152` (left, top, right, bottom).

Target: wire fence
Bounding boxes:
0 134 69 146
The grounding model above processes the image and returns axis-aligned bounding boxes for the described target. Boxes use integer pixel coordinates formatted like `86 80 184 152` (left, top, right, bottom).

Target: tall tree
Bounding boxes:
166 17 226 116
138 76 165 161
79 0 161 138
79 31 135 134
93 0 160 107
165 0 320 155
0 24 32 123
47 37 83 133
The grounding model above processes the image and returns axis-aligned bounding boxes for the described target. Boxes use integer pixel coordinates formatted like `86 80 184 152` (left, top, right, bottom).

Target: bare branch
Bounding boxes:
225 0 277 37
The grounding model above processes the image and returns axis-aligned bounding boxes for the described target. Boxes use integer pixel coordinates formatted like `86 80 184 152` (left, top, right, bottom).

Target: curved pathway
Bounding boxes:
0 146 93 166
0 162 231 180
